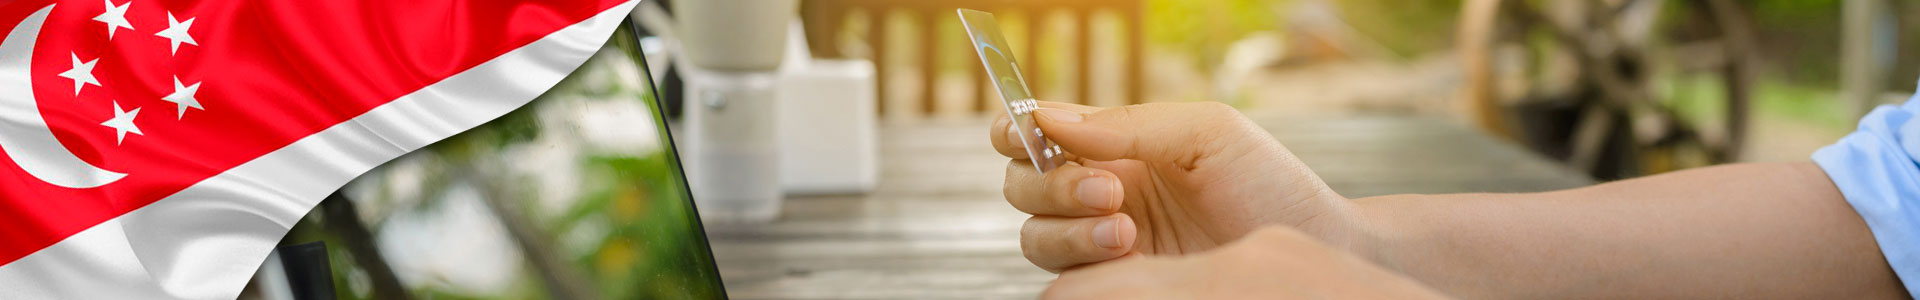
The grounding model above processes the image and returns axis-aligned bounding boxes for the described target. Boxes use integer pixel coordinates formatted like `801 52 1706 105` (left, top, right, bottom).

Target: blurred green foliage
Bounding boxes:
1749 0 1846 87
1143 0 1276 74
1136 0 1473 76
1329 0 1465 56
1669 74 1854 133
1137 0 1909 90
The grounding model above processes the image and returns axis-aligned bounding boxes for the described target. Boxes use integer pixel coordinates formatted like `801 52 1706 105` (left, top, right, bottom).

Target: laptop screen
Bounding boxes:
247 21 726 299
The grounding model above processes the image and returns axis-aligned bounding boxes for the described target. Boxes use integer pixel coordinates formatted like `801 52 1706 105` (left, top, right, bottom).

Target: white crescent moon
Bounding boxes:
0 4 127 189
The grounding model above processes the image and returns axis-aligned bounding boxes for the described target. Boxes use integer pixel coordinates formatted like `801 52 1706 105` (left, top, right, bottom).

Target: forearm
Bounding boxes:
1348 162 1905 299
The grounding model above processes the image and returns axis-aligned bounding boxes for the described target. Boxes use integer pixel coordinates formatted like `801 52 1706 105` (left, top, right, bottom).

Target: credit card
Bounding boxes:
959 9 1065 173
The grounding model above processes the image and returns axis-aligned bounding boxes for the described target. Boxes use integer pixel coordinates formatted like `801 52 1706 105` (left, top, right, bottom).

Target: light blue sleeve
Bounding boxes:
1812 90 1920 293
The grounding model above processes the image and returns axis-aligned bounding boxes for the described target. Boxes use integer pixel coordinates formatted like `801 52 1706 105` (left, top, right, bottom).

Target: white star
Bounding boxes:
161 77 202 119
56 53 101 96
91 0 135 40
154 12 196 55
100 101 143 145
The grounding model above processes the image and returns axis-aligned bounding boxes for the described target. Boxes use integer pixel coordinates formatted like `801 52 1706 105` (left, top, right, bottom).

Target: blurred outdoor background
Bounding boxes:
795 0 1917 179
691 1 1920 296
244 0 1920 299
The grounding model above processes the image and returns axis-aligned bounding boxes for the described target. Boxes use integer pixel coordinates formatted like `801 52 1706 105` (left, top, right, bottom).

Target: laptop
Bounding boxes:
243 20 728 299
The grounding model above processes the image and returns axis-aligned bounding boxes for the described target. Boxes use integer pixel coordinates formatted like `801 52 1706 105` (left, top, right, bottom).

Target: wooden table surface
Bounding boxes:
704 114 1594 299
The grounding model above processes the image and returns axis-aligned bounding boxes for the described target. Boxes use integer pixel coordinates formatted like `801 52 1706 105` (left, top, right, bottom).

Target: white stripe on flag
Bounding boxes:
0 0 640 298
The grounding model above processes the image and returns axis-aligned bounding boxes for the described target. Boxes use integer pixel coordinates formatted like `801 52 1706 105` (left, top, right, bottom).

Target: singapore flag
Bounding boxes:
0 0 638 298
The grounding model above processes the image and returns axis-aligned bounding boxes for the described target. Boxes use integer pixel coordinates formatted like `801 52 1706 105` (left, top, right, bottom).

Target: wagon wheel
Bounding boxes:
1458 0 1755 178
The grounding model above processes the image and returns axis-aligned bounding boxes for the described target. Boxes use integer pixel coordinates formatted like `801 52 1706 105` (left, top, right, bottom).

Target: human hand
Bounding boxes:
991 101 1357 273
1040 226 1446 299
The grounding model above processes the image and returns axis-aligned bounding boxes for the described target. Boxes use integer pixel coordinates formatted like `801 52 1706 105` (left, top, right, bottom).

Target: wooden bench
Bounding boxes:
799 0 1147 116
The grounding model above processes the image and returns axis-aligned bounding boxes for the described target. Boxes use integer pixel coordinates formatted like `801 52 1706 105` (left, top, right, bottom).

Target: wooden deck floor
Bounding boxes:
704 114 1593 299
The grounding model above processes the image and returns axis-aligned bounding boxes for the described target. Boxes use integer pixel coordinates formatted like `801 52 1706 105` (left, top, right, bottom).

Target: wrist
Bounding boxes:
1286 192 1375 258
1339 196 1414 274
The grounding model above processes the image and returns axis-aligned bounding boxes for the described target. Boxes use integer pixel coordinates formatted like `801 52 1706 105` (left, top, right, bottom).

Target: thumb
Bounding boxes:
1032 102 1258 167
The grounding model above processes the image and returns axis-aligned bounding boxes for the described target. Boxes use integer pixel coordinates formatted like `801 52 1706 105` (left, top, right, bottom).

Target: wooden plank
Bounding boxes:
1123 3 1143 105
717 245 1050 300
919 9 941 116
972 45 990 113
1456 0 1515 138
1023 10 1044 98
868 7 890 115
1071 8 1092 105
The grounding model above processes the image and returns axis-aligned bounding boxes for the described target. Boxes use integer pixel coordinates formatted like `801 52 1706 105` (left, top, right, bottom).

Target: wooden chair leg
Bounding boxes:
1457 0 1514 139
920 8 941 116
869 8 890 116
1073 8 1093 106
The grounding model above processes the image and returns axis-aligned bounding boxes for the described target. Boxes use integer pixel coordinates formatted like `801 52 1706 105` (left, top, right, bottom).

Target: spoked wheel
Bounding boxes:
1458 0 1757 179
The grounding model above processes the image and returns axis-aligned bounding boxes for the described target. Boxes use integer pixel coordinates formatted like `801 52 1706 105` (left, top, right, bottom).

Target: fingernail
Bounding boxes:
1034 108 1083 123
1076 176 1116 210
1093 218 1123 249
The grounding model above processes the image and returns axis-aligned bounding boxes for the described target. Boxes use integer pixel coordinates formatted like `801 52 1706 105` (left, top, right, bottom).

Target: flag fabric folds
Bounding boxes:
0 0 640 298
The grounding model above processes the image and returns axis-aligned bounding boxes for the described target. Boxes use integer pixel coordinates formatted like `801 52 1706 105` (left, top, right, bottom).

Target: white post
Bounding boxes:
672 0 800 223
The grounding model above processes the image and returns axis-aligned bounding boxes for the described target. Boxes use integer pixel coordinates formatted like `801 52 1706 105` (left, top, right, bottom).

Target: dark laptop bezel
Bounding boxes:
610 18 731 299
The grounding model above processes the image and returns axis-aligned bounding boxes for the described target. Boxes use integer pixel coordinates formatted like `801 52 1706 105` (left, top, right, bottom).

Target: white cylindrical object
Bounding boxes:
683 71 782 223
672 0 799 71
